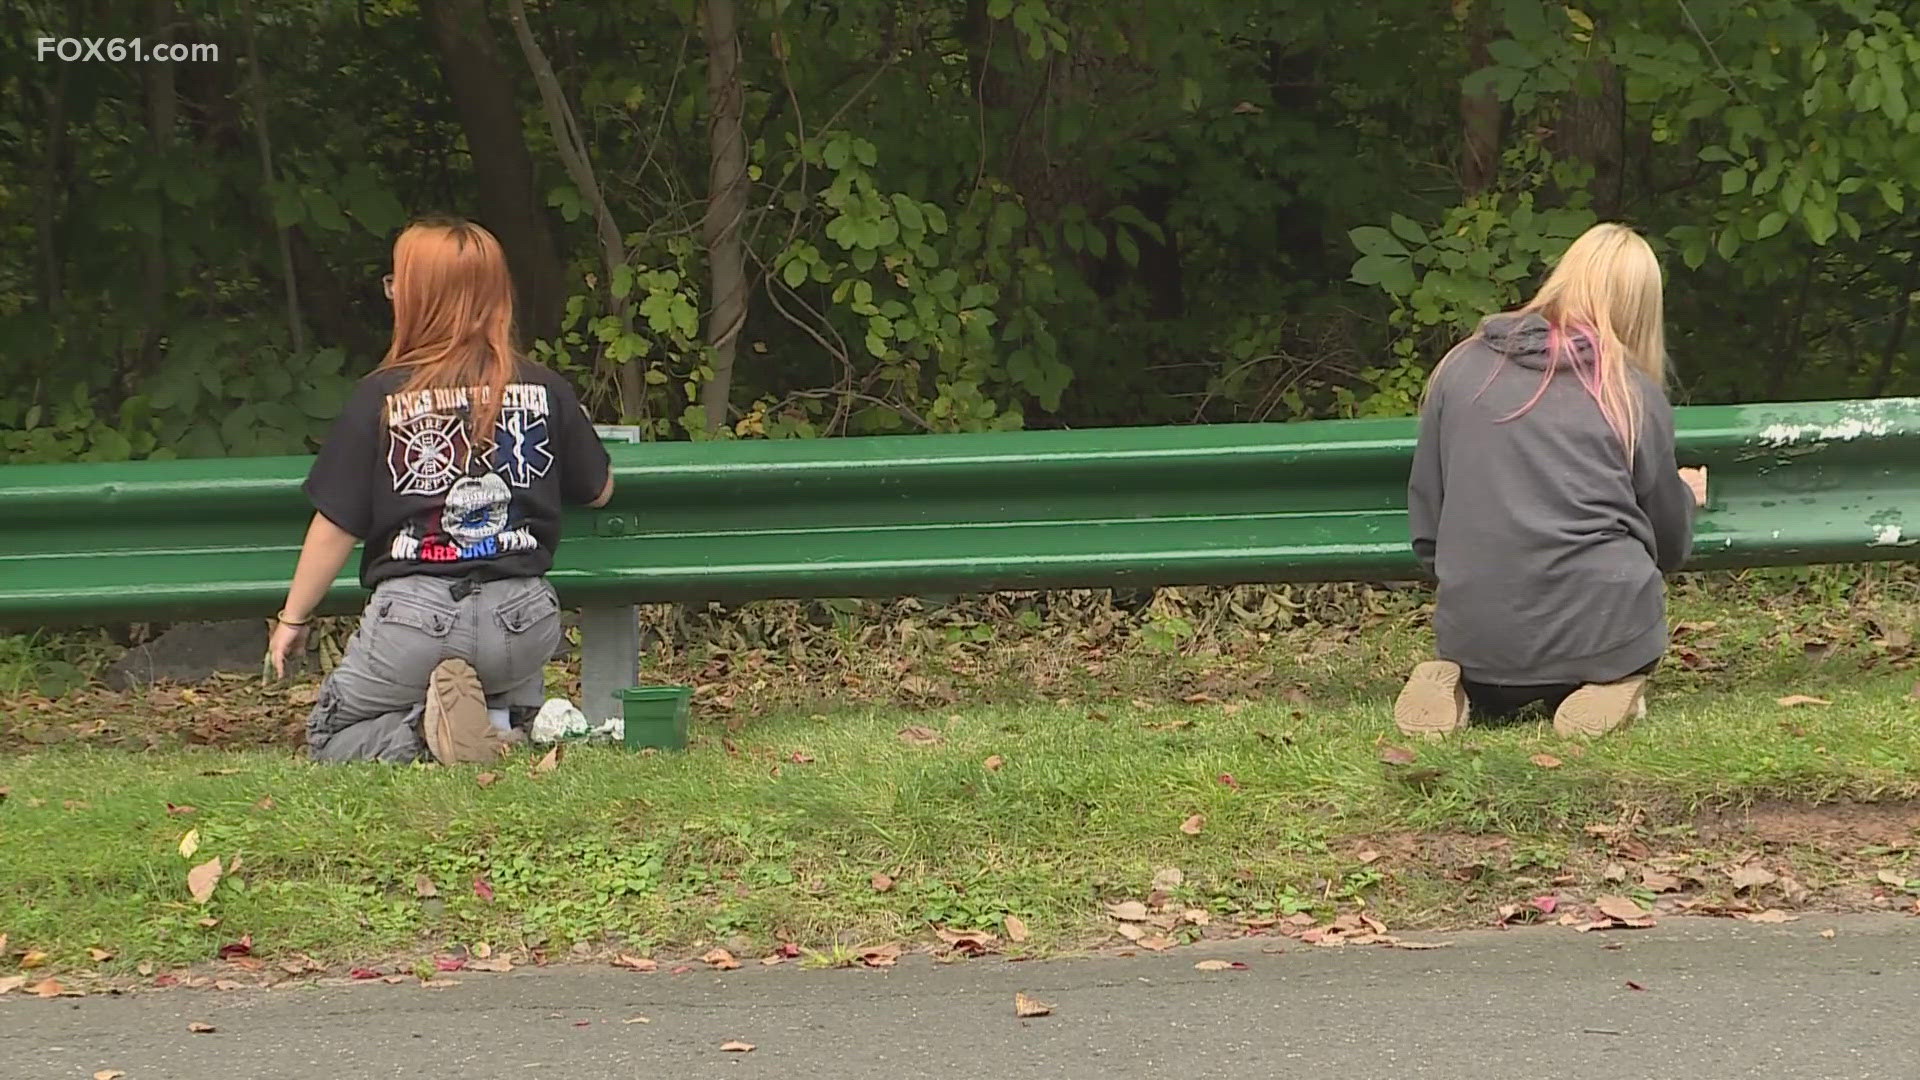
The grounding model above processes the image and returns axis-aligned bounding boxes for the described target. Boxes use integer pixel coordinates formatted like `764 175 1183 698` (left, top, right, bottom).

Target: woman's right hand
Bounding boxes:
1678 467 1708 508
268 620 310 680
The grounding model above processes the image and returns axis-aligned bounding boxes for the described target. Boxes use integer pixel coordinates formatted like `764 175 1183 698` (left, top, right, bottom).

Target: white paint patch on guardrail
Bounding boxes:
1754 401 1902 447
1870 524 1906 547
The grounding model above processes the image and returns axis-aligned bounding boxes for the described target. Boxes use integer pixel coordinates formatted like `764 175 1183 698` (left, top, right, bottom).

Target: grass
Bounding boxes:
3 573 1920 983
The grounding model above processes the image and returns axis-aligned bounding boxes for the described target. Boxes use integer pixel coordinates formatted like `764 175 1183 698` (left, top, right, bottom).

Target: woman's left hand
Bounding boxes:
268 620 310 680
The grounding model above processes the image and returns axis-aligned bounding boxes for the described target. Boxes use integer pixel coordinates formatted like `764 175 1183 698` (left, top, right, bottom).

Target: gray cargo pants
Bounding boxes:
306 574 562 763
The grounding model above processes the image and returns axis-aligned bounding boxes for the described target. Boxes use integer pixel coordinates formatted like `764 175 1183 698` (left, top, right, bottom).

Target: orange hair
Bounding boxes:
377 217 519 446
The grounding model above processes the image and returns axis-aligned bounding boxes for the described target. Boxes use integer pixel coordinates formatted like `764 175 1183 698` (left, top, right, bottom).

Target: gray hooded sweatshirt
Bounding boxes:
1408 312 1696 687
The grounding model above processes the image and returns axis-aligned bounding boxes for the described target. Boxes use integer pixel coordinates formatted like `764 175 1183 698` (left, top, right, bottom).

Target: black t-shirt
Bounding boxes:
303 362 612 589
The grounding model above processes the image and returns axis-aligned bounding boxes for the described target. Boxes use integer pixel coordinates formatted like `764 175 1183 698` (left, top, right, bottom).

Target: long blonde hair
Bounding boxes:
1432 222 1667 457
377 217 519 443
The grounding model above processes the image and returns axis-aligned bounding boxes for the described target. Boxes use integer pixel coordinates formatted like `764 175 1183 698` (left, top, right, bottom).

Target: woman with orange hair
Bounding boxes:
268 218 613 763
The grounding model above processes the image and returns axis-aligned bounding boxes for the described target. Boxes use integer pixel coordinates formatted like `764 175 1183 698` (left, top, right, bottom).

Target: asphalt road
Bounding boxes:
5 914 1916 1080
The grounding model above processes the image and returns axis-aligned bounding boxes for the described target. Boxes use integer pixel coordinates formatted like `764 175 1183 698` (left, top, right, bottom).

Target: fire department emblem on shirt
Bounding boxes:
387 412 471 497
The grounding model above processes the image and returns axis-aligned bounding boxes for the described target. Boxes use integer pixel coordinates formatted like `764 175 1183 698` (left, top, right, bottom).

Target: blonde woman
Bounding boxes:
268 218 614 763
1394 223 1708 739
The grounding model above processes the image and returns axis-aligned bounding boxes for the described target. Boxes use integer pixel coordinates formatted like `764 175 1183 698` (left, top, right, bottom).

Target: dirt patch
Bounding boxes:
1693 800 1920 851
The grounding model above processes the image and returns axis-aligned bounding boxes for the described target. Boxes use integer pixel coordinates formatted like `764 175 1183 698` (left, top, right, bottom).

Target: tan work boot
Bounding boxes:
1394 661 1470 738
1552 677 1648 739
423 659 507 764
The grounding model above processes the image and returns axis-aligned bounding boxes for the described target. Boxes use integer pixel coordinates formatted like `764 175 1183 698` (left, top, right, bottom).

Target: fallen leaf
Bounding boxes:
19 950 47 969
1106 901 1150 922
468 957 515 973
1138 936 1176 951
934 928 999 955
1180 814 1205 836
63 800 91 810
720 1041 756 1053
788 750 815 764
1775 695 1832 708
624 1016 652 1025
166 803 196 816
983 754 1005 772
1183 908 1212 927
701 948 741 970
871 872 894 893
859 944 901 968
475 772 498 789
1194 959 1248 971
1217 772 1241 790
1640 871 1683 893
1377 743 1417 766
1115 922 1146 942
88 947 114 963
94 1072 127 1080
188 1022 217 1034
198 917 220 928
1152 867 1185 890
669 965 693 975
1014 992 1052 1018
1531 895 1560 915
897 725 943 746
252 796 275 811
349 967 382 980
1389 940 1454 950
1356 850 1382 865
218 935 253 960
1729 864 1778 891
420 978 459 988
178 828 201 859
473 877 495 903
1595 896 1646 921
32 978 65 998
0 976 25 995
532 746 562 773
434 957 466 972
760 954 786 966
612 955 658 972
187 856 223 904
1820 929 1837 939
1738 909 1798 924
1625 980 1646 991
1529 753 1563 769
1877 870 1908 888
1005 915 1030 943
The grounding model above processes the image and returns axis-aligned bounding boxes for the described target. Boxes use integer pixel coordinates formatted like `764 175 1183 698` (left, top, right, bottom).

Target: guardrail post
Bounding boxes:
578 604 639 724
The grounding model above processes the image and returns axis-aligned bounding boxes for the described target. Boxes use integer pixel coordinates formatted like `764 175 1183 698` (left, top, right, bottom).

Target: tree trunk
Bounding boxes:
137 0 177 388
1457 0 1502 197
1868 249 1920 397
700 0 750 435
240 0 304 353
504 0 644 422
419 0 567 344
1554 59 1625 216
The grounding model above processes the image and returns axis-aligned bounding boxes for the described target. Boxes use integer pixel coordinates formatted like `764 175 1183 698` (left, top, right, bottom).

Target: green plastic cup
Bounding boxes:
615 686 692 751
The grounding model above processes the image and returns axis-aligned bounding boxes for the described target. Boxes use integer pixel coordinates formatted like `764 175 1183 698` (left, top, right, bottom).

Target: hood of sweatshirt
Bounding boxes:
1479 312 1595 372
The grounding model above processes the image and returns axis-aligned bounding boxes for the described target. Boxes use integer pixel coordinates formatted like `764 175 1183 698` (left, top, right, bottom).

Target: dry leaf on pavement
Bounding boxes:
1775 695 1831 707
612 955 657 972
1640 871 1683 893
468 957 515 973
0 976 26 995
1820 929 1837 939
94 1072 127 1080
31 979 66 998
1004 915 1030 943
1193 960 1248 971
1014 992 1052 1018
1115 923 1145 942
187 856 223 904
188 1022 217 1034
720 1041 756 1053
1877 870 1908 888
1180 814 1205 836
701 948 741 971
859 944 901 968
1105 901 1149 922
1738 910 1797 924
1595 896 1647 921
1729 864 1778 891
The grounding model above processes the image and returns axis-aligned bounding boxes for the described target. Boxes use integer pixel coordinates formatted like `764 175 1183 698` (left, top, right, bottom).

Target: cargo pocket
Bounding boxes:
363 594 455 684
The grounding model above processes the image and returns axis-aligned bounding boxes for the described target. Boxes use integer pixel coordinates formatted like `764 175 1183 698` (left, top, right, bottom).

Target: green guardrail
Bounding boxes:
4 397 1918 718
